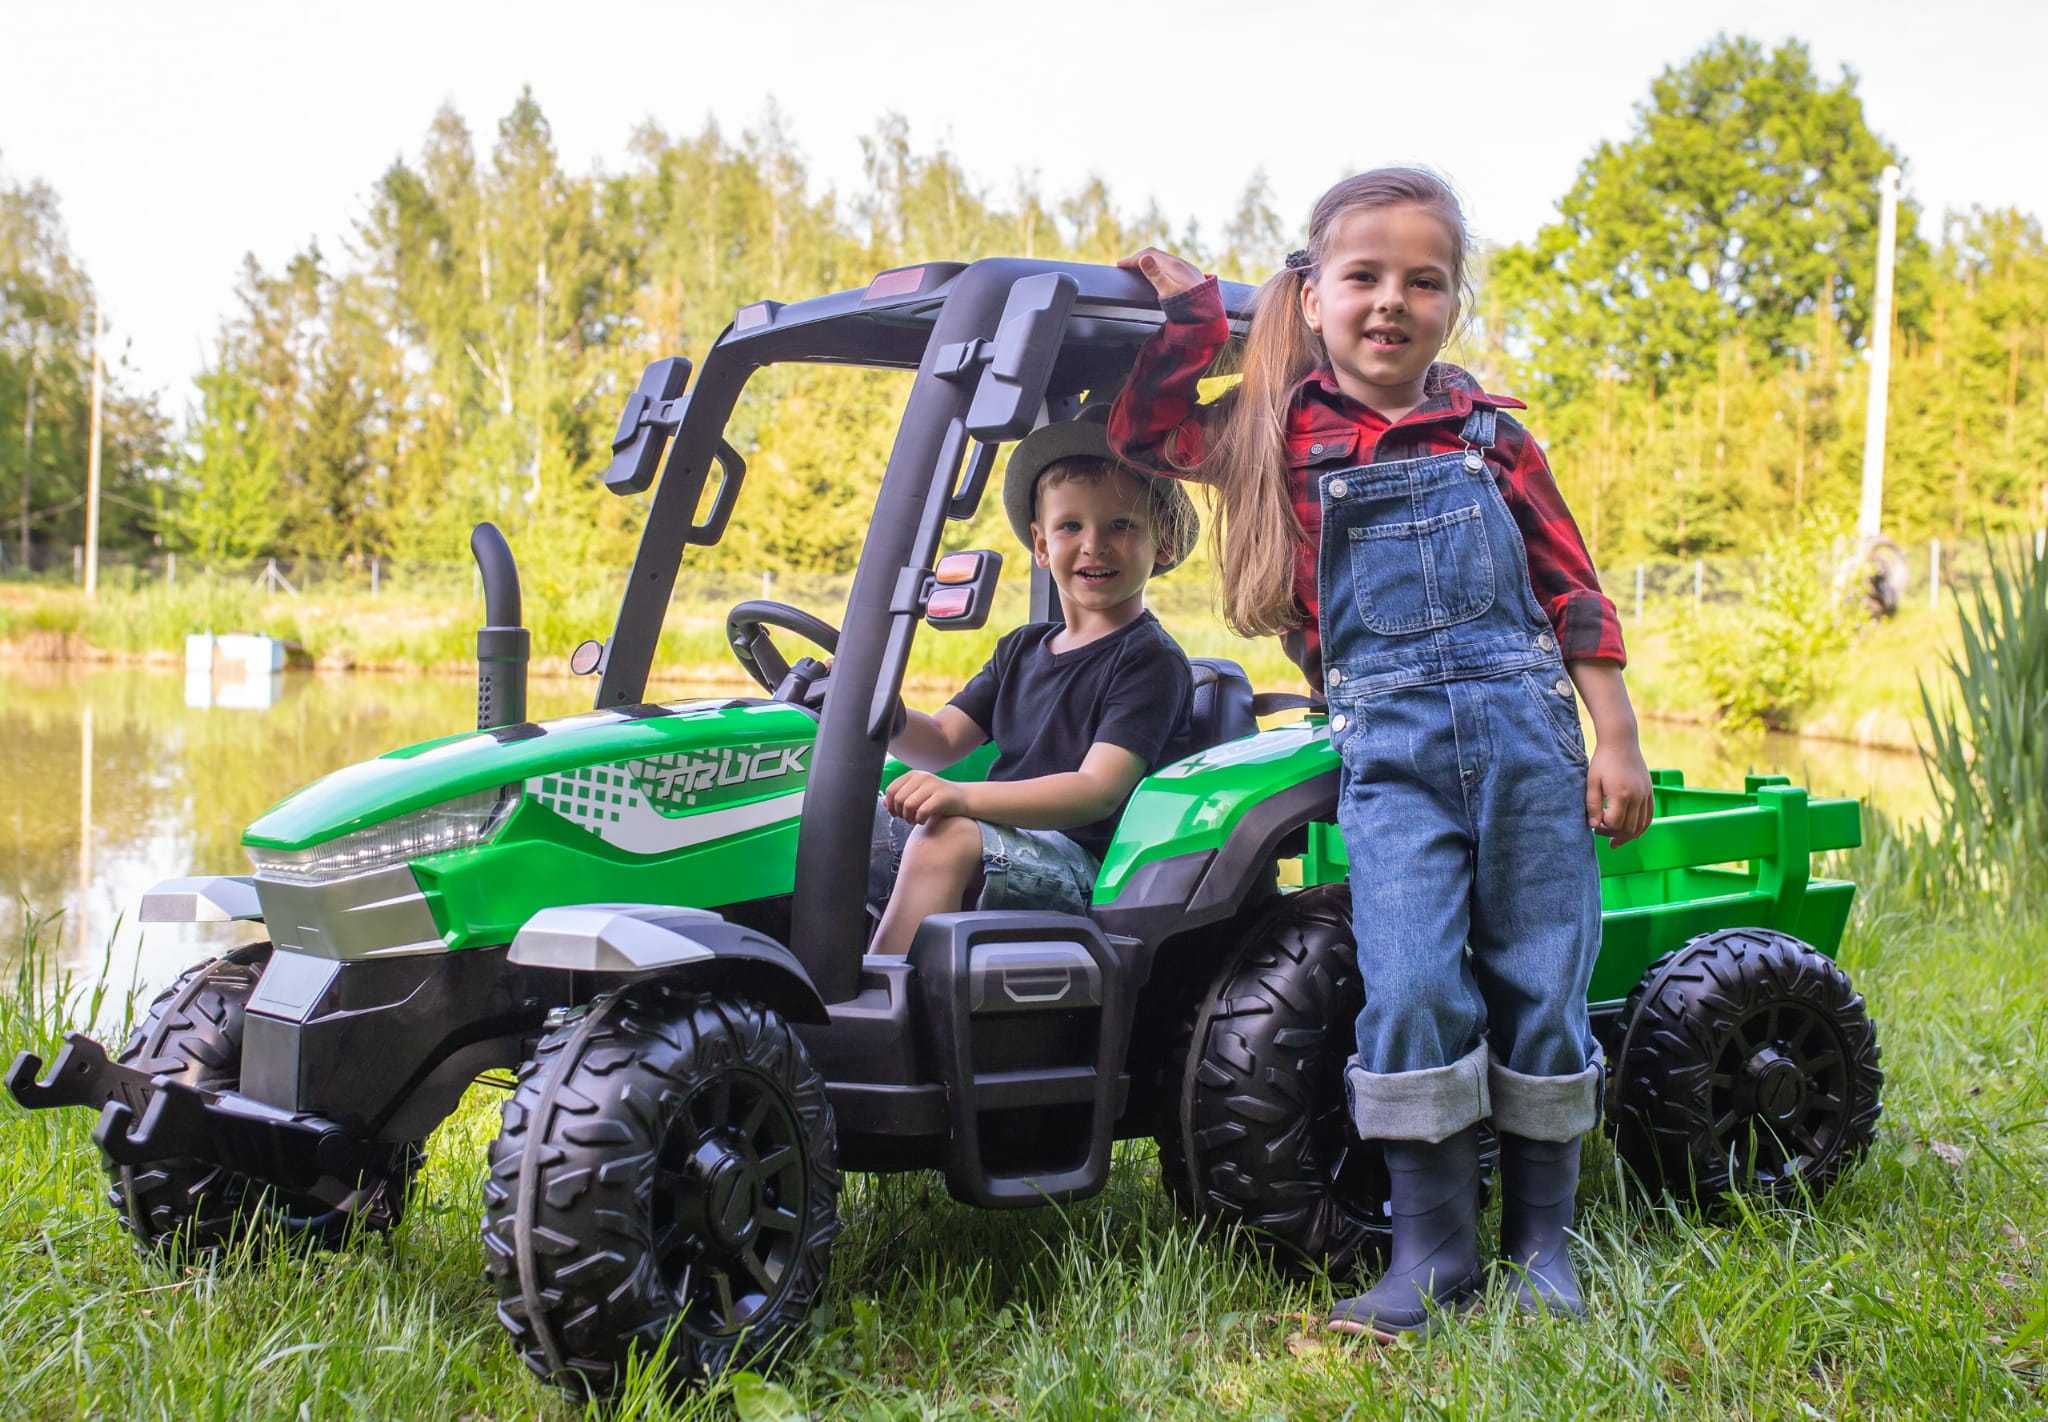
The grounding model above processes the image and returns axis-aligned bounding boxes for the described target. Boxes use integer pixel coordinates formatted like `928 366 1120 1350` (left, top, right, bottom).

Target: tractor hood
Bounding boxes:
244 699 816 852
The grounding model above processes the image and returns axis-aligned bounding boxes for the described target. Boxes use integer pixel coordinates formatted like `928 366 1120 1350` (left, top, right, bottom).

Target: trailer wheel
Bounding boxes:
104 944 419 1253
1609 928 1882 1206
483 984 838 1394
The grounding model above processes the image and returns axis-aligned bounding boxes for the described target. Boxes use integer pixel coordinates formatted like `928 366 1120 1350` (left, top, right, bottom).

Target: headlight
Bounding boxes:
247 785 519 884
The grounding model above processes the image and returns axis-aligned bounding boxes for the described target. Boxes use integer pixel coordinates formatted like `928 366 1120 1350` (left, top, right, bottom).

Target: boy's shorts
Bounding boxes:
867 799 1100 919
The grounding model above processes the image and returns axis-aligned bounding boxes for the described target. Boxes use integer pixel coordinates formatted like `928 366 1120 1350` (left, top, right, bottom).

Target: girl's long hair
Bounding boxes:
1195 167 1473 638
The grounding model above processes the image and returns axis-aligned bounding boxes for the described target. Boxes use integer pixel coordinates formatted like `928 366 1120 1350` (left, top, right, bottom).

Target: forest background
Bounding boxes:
2 34 2044 621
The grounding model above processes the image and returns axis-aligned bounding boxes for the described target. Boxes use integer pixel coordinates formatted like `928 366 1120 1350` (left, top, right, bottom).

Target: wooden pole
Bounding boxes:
83 301 105 599
1857 167 1901 545
18 331 36 569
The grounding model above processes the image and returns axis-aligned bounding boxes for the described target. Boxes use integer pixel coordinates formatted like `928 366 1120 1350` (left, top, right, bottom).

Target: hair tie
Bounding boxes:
1283 248 1312 271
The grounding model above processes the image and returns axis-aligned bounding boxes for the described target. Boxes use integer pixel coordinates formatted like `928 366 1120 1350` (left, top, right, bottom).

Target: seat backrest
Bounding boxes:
1186 657 1257 751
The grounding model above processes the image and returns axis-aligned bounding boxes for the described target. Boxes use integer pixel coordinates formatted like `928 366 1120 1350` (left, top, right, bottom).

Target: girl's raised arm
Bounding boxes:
1108 249 1233 480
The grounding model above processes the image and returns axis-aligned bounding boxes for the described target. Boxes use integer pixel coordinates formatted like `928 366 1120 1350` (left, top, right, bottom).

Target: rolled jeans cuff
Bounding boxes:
1344 1043 1490 1144
1489 1058 1602 1141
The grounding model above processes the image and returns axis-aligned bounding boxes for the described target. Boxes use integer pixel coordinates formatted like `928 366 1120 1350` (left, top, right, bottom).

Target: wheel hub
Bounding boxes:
693 1139 761 1252
1743 1046 1808 1125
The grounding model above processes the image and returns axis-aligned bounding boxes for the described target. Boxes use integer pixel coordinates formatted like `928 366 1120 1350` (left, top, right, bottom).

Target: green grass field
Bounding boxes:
3 851 2043 1421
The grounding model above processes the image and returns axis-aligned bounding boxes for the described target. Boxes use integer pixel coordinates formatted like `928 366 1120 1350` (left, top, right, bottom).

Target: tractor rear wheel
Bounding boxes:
1157 885 1391 1275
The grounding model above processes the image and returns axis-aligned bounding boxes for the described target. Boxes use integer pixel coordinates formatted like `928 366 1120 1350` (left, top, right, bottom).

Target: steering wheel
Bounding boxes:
725 600 841 696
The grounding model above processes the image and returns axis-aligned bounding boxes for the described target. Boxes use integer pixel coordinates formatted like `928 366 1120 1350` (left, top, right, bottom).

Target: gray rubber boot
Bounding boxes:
1498 1132 1587 1318
1327 1125 1484 1340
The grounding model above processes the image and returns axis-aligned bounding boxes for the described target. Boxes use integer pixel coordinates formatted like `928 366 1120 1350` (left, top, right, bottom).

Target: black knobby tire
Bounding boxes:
104 944 419 1252
1157 885 1392 1275
482 984 839 1393
1609 928 1882 1205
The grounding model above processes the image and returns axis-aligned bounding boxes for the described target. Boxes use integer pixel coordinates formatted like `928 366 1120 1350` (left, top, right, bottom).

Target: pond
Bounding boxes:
0 662 1933 995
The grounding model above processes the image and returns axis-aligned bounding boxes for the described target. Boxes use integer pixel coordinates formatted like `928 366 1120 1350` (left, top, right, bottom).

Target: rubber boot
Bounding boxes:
1327 1125 1484 1340
1498 1132 1586 1318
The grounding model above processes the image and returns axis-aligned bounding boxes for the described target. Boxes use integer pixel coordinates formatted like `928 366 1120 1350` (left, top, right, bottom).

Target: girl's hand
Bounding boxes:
1119 247 1205 301
886 771 973 826
1586 739 1653 846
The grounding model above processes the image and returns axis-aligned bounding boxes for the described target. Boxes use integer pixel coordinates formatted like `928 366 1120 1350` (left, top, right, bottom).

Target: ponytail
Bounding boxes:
1199 269 1321 637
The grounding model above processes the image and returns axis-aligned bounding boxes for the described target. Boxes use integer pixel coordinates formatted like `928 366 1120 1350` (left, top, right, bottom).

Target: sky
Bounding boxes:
4 0 2044 417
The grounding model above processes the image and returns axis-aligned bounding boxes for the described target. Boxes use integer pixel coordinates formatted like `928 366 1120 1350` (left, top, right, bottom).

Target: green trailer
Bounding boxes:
6 258 1881 1395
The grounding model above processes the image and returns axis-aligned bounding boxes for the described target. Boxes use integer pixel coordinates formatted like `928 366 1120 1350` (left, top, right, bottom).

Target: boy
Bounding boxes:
868 405 1201 956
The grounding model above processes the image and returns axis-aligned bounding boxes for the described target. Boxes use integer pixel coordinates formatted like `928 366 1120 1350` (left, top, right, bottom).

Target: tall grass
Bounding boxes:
1902 535 2048 907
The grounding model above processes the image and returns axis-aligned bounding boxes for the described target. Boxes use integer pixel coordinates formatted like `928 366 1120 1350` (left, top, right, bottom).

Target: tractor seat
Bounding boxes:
1186 657 1257 751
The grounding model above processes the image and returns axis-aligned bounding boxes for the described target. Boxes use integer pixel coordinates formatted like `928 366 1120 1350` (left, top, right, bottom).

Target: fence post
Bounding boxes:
167 551 176 589
1928 538 1941 612
1633 563 1645 623
2037 528 2045 561
1693 558 1703 609
761 570 773 599
371 556 380 596
72 545 82 582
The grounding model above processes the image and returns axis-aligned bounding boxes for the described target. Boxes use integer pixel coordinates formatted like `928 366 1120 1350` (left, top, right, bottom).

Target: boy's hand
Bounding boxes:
1119 248 1205 301
1586 739 1653 846
885 771 972 826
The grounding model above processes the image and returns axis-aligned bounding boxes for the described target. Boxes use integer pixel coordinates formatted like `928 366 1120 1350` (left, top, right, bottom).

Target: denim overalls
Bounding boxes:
1319 404 1603 1146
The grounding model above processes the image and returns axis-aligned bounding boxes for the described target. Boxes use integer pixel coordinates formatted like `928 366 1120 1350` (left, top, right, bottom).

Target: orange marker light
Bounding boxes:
934 552 982 585
927 587 973 620
863 267 925 301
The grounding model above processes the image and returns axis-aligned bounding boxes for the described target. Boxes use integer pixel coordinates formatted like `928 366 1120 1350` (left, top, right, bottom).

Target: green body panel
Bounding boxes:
241 699 1002 952
245 700 820 850
1092 721 1335 904
1100 725 1862 1011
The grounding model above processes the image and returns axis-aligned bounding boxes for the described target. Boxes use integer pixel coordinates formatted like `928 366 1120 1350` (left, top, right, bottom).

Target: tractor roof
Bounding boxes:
710 258 1258 398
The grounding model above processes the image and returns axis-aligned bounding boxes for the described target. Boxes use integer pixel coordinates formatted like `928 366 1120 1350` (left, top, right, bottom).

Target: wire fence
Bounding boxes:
5 530 2046 623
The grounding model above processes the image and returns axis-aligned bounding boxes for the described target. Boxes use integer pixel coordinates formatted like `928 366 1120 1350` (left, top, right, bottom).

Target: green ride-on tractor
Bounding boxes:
8 260 1883 1392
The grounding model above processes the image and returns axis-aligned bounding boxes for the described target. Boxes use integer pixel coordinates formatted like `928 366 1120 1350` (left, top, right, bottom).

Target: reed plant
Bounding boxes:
1913 535 2048 906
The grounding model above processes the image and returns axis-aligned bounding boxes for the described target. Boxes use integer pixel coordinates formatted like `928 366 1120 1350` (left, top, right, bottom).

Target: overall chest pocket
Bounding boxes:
1347 501 1496 635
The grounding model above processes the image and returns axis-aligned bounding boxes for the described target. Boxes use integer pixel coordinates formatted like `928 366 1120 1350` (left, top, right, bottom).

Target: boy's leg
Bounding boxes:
870 814 984 957
1329 686 1490 1339
1465 673 1605 1317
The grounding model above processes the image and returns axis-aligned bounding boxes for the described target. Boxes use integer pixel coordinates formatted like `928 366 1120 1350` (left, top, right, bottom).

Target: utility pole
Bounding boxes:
83 300 105 598
18 330 35 570
1857 166 1901 544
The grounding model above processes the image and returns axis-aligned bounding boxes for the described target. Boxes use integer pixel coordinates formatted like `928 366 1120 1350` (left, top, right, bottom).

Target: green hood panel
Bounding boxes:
1094 720 1335 903
244 700 817 850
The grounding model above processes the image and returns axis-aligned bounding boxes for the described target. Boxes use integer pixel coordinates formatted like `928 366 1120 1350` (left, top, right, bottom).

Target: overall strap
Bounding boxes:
1456 404 1496 454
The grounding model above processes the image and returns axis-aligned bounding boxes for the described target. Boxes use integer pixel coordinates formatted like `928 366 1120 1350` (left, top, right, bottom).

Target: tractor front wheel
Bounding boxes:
104 944 419 1253
482 984 839 1394
1608 928 1882 1206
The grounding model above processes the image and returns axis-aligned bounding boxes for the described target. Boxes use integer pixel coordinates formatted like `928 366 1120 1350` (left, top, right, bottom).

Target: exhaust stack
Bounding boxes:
470 523 529 730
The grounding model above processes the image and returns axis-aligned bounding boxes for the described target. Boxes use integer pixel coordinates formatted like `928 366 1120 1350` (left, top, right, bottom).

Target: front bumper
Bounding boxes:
7 1034 383 1209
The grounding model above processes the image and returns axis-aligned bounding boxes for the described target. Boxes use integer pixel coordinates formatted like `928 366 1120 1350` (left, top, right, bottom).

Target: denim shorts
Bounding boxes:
867 799 1100 917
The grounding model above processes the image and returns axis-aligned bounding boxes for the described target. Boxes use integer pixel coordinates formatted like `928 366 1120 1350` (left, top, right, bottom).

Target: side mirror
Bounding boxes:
964 274 1078 441
925 550 1003 630
602 357 691 494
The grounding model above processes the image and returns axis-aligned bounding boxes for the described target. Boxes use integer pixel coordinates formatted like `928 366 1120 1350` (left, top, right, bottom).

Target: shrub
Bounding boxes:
1677 516 1860 732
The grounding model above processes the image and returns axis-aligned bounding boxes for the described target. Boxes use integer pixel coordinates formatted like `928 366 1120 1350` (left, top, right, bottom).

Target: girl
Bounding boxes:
1112 169 1652 1339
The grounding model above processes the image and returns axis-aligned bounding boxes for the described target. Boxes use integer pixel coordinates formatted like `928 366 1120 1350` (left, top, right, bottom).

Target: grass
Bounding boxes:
2 858 2043 1420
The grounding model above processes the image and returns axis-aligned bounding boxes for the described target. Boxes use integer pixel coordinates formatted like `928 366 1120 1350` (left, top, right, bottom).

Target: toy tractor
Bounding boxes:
7 260 1882 1392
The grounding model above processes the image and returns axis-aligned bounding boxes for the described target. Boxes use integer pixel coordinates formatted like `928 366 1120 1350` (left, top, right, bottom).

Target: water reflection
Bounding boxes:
1 663 1932 998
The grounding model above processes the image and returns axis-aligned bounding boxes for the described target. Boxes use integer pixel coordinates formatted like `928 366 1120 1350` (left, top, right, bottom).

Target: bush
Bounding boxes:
1676 516 1860 732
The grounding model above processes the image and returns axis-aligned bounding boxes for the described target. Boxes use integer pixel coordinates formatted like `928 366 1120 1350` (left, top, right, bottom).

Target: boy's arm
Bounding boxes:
887 705 987 772
885 743 1147 830
1108 254 1231 476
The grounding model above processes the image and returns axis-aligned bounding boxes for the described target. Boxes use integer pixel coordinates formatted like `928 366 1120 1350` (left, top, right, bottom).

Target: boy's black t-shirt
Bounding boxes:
948 610 1198 861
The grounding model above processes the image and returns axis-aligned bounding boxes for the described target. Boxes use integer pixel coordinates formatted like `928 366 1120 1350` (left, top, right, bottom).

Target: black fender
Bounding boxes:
508 905 830 1025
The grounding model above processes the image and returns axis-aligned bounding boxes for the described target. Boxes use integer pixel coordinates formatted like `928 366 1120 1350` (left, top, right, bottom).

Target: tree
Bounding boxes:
170 361 282 564
1495 36 1923 406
